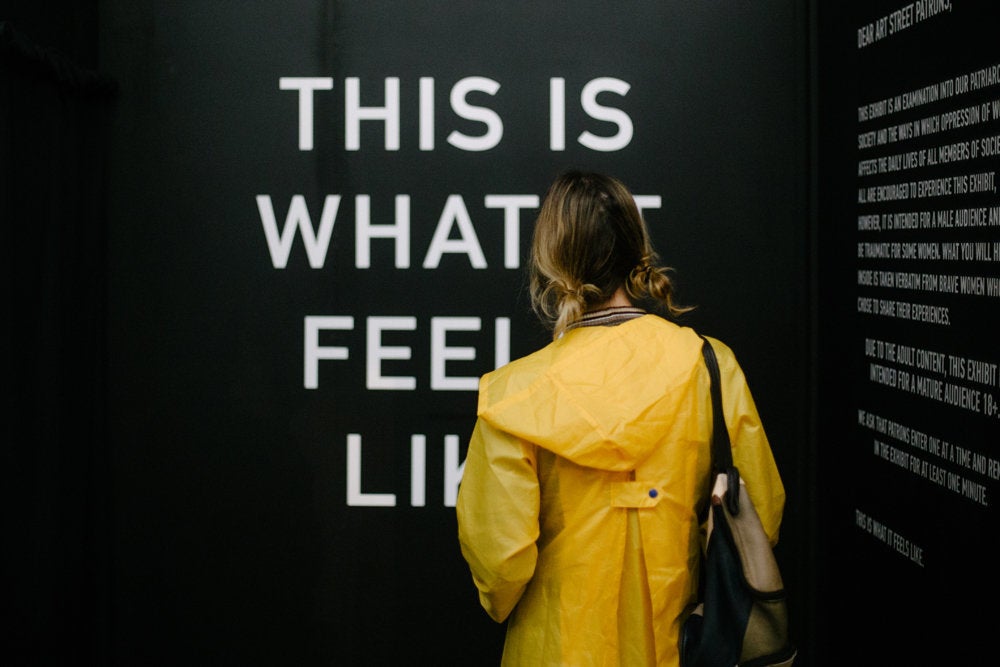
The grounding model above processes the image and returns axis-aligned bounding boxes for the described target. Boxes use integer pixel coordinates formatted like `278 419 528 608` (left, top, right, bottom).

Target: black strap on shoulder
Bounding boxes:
700 337 740 515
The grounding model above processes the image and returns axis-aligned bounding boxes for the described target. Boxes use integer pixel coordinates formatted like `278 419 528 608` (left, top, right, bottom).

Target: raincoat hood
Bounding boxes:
477 315 704 471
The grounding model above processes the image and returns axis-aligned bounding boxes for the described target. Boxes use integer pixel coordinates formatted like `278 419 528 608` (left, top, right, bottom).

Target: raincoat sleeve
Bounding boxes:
456 416 540 623
711 338 787 546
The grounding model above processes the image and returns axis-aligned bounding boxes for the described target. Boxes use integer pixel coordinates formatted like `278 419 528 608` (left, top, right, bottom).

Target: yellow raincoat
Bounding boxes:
456 314 785 666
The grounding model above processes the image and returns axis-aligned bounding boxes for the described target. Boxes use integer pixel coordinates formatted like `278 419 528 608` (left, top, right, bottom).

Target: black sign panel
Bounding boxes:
819 1 998 662
101 3 806 664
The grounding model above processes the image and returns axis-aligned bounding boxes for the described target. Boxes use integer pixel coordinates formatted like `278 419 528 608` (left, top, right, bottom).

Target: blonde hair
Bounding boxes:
529 170 692 339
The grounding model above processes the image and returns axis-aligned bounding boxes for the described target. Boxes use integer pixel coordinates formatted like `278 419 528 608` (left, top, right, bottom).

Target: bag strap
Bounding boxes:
700 337 740 515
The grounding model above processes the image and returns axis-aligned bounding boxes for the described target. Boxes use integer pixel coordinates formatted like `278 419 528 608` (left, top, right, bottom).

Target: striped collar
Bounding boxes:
566 306 647 331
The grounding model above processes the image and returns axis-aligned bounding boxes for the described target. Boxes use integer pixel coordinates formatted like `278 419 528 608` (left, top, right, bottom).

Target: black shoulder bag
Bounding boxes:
679 339 796 667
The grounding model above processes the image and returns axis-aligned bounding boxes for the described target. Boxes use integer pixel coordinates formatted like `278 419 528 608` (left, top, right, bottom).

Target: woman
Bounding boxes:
456 170 785 666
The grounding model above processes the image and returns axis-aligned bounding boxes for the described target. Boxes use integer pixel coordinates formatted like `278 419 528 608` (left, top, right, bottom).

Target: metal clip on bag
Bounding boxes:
679 339 796 667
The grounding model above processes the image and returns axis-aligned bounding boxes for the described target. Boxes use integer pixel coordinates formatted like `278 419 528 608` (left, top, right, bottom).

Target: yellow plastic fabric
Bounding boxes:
456 315 785 666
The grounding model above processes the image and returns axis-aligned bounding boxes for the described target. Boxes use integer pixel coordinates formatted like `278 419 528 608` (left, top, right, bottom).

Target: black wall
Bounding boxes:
3 3 114 665
16 2 948 665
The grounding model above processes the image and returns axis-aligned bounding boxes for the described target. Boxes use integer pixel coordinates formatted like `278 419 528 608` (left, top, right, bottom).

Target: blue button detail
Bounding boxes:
648 489 658 498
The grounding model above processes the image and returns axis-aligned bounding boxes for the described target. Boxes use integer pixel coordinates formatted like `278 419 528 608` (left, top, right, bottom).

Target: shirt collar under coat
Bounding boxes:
476 314 706 472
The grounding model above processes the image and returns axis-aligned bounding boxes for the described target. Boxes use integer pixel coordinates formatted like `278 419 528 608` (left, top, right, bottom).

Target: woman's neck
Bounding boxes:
592 286 632 310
